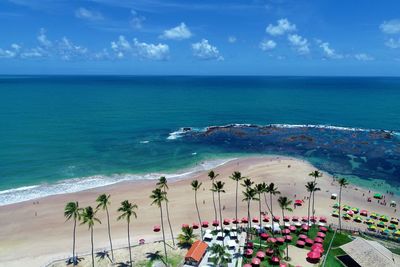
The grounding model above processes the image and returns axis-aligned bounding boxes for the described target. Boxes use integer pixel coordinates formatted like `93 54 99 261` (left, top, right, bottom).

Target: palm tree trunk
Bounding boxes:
218 192 224 246
247 200 251 243
263 193 272 214
339 186 342 232
312 191 316 223
282 209 288 260
235 181 238 221
164 192 175 247
90 226 94 267
160 206 168 266
194 191 203 240
212 191 217 222
307 192 312 231
270 193 274 221
127 220 132 266
73 218 76 266
105 207 114 262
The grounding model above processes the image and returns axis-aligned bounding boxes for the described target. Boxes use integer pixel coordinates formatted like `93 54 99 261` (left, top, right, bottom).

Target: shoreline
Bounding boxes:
0 156 399 267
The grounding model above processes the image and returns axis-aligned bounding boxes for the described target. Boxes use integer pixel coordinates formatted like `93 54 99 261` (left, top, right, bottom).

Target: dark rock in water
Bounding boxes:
182 127 192 132
177 124 400 187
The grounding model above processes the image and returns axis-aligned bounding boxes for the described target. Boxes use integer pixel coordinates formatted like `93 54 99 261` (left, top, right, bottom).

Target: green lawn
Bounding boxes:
135 253 183 267
323 248 346 267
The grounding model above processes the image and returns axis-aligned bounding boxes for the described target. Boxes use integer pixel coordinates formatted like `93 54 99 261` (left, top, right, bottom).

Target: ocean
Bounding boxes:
1 76 399 205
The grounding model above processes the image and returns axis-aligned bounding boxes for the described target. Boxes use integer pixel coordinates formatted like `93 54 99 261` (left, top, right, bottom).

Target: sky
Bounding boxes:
0 0 400 75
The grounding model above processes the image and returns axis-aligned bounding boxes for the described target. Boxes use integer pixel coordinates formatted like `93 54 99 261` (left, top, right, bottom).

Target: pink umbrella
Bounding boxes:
192 223 199 229
153 225 160 232
273 215 281 222
284 235 293 242
305 238 314 245
266 248 274 255
312 243 323 248
260 233 269 240
319 216 327 222
282 229 291 234
289 225 297 231
263 215 270 222
319 226 328 232
271 256 280 264
243 264 252 267
360 210 368 216
295 199 303 206
241 217 249 223
244 248 253 257
347 210 354 216
296 240 305 247
310 216 318 222
312 246 325 254
232 218 239 224
314 237 324 243
301 224 310 231
276 237 285 244
201 221 209 228
317 232 326 238
292 215 299 221
223 219 231 225
252 257 261 265
298 234 307 240
302 216 309 222
279 264 287 267
256 251 266 259
212 220 219 226
182 223 190 228
252 217 259 223
267 237 277 243
284 215 290 221
246 242 254 249
307 251 321 260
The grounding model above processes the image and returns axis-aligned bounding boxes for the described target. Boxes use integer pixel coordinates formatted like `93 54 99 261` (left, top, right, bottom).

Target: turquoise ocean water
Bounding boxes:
0 76 399 205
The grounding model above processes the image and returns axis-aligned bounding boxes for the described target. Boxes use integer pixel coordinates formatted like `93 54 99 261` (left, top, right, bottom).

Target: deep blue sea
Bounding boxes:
1 76 400 205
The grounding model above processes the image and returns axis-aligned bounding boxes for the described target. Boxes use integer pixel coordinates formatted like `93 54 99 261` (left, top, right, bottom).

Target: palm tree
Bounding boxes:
212 181 226 244
309 170 323 219
191 179 203 240
157 176 175 246
81 206 101 267
255 183 266 247
177 226 198 248
338 178 349 232
64 201 81 266
150 188 169 266
229 171 245 222
241 178 254 189
311 185 321 223
209 243 231 267
266 183 280 222
305 181 318 228
278 196 293 260
242 187 258 242
208 170 219 222
117 200 138 267
96 193 114 262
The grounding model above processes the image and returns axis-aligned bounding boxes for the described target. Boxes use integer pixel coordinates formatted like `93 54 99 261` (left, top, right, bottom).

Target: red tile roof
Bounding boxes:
185 240 208 263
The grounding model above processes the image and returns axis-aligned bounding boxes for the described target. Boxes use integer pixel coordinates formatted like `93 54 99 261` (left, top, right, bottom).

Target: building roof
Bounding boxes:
340 237 400 267
185 240 208 263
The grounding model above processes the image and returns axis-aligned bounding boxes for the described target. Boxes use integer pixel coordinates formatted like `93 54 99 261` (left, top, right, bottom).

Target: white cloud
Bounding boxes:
385 38 400 49
133 38 169 60
0 46 18 58
20 48 44 59
110 35 131 58
130 9 145 30
75 7 103 21
380 19 400 34
354 53 374 61
57 37 88 61
318 42 342 59
192 39 223 60
266 18 296 36
228 36 237 43
259 39 276 51
288 34 309 54
160 22 192 40
37 28 52 47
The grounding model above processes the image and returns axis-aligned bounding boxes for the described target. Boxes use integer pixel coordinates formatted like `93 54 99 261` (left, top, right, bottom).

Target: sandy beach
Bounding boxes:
0 156 399 267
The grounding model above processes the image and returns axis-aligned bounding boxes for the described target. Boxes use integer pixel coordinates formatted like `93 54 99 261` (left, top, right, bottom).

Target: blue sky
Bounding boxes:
0 0 400 75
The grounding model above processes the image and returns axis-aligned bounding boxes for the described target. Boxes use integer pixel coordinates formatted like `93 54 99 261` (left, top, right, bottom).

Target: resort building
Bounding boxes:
184 240 208 266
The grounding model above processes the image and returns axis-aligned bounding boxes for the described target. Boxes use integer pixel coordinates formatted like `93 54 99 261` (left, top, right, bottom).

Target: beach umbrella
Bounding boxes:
223 218 231 225
273 215 280 222
380 215 389 222
354 216 363 223
267 237 277 243
317 232 326 238
256 251 266 259
192 223 199 229
314 237 324 243
351 207 359 213
319 226 328 232
388 224 396 230
284 235 293 242
393 230 400 236
302 216 309 222
312 243 324 250
251 257 261 266
295 199 303 206
331 210 339 217
296 240 305 247
232 218 239 224
153 225 160 232
263 215 270 222
305 238 314 245
298 234 308 240
343 214 351 220
182 223 190 228
279 264 287 267
310 216 318 222
292 215 299 221
365 218 375 225
212 220 219 226
271 256 280 264
243 264 252 267
301 224 310 231
294 221 302 227
319 216 327 223
260 233 269 240
373 193 383 199
276 237 285 244
360 210 368 216
370 212 379 219
347 210 354 216
241 217 249 223
289 225 297 232
252 217 259 223
382 229 391 235
307 251 321 260
377 221 386 228
368 225 376 231
201 221 209 228
266 248 274 256
284 215 290 222
282 228 291 234
390 218 399 225
342 204 351 211
244 248 253 257
333 202 340 209
246 242 254 248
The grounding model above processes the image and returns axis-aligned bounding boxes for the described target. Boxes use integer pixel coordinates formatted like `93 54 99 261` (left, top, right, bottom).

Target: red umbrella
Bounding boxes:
256 251 266 259
266 248 274 255
301 224 310 231
319 216 327 222
232 218 239 224
282 229 291 234
312 246 325 254
252 257 261 265
267 237 276 243
201 221 209 228
273 215 281 222
310 216 318 222
263 215 270 222
307 251 321 260
317 232 326 238
284 215 290 221
212 220 219 226
298 234 307 240
305 238 314 245
223 218 231 225
153 225 160 232
360 210 368 216
284 235 293 242
252 217 259 223
241 217 249 223
246 242 254 249
289 225 297 231
271 256 280 264
192 223 199 229
319 226 328 232
314 237 324 243
276 237 285 243
312 243 323 248
302 216 309 222
244 248 253 256
292 215 299 221
260 233 269 240
296 240 305 247
280 264 287 267
182 224 190 228
295 199 303 206
243 264 252 267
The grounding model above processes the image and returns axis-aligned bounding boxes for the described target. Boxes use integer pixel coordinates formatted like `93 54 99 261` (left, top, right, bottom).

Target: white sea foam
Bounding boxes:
0 158 236 206
139 140 150 144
